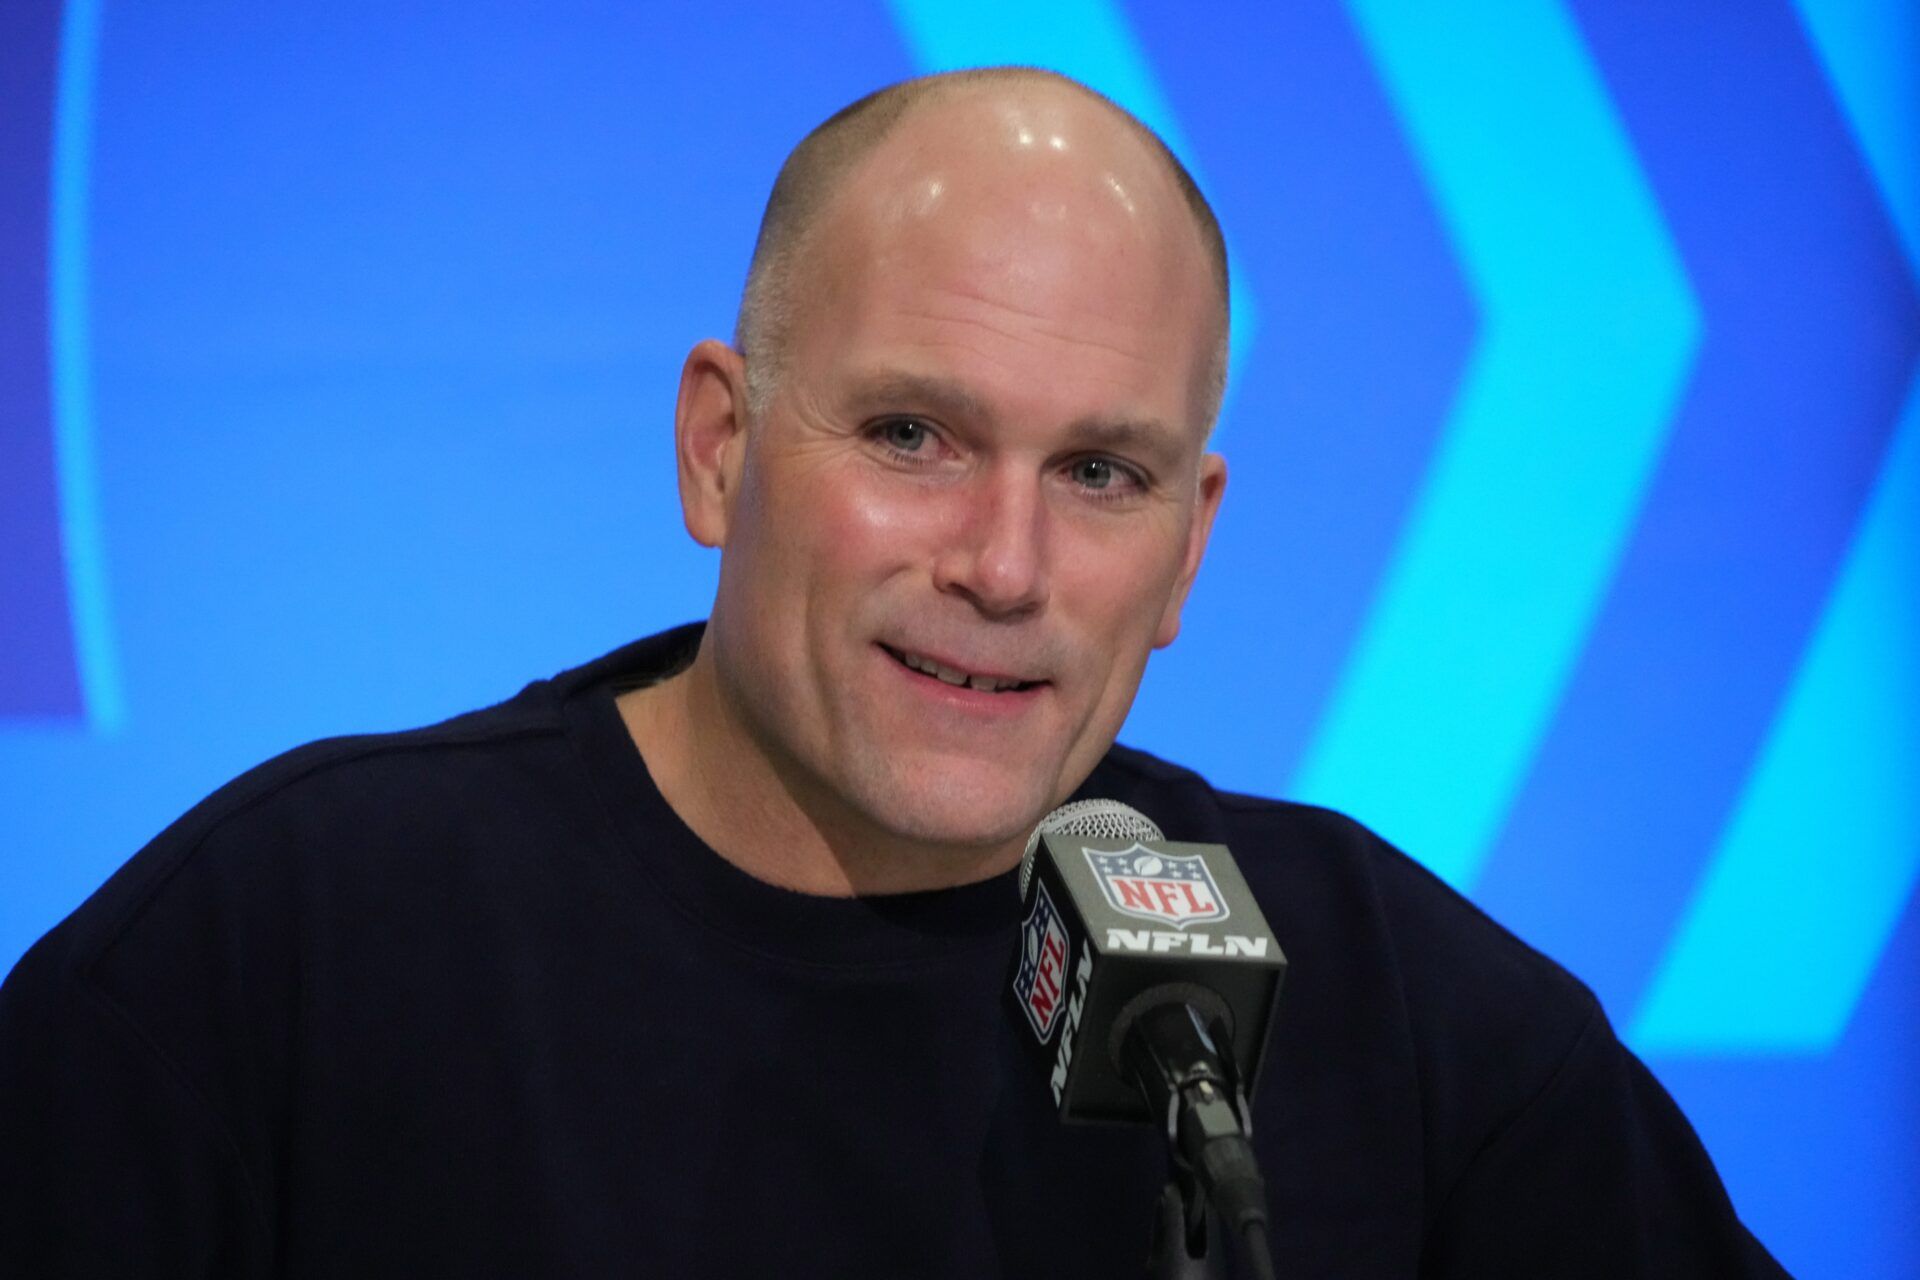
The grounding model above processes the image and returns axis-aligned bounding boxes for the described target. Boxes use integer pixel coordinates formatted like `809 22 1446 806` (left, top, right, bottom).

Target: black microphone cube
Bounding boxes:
1008 834 1286 1125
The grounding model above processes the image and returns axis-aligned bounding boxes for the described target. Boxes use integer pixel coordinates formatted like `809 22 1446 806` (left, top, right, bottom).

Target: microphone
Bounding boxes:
1008 800 1287 1276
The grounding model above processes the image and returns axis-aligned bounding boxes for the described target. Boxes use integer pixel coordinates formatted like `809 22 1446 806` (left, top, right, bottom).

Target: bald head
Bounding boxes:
735 68 1230 426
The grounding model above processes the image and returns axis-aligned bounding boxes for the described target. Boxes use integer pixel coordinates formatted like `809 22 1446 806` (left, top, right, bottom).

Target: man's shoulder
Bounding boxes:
22 672 595 986
180 675 561 831
1092 742 1599 1026
1096 742 1611 1198
11 624 697 989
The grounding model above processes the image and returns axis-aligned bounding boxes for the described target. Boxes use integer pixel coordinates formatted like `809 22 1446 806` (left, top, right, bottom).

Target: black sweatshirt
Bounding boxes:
0 625 1788 1277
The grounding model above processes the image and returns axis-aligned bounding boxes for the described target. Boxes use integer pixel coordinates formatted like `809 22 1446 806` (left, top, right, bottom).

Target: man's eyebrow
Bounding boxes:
844 372 991 423
1059 417 1187 470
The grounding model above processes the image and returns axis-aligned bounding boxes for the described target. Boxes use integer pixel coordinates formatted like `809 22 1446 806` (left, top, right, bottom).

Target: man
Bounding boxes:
1 69 1786 1277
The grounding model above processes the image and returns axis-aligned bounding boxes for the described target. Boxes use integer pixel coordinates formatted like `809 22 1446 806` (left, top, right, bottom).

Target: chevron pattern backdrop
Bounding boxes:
2 2 1914 1273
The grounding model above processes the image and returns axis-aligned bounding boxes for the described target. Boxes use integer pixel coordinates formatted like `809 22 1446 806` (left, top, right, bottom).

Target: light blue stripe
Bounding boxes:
1294 0 1699 888
1795 0 1919 272
1633 374 1920 1054
1634 0 1920 1055
50 0 122 734
883 0 1257 397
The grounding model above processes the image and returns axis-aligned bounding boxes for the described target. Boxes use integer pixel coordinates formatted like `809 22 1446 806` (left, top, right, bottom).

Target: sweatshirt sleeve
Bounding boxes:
1421 1001 1792 1279
0 929 273 1278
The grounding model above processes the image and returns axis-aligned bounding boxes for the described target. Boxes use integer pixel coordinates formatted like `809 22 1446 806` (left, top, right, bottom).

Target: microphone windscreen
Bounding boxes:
1020 799 1165 897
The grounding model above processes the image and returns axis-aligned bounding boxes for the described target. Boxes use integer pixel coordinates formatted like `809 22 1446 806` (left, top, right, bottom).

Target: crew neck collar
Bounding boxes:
561 624 1024 968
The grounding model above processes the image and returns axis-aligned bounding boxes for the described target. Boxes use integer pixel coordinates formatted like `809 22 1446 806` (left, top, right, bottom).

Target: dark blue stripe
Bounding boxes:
1473 0 1920 1020
1644 893 1920 1277
1119 0 1477 782
0 0 83 719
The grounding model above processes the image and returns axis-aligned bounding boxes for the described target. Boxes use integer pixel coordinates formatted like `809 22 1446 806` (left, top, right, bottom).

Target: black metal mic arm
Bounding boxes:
1116 985 1276 1280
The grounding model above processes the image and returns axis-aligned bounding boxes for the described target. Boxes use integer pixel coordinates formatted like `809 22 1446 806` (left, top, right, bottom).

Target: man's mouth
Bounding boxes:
879 644 1044 694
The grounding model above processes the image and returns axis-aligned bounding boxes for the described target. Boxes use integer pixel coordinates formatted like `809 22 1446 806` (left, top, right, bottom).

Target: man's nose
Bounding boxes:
932 467 1050 618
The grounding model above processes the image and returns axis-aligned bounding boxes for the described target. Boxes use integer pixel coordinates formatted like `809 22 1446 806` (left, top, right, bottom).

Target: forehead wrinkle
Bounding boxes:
881 280 1176 369
1011 316 1169 369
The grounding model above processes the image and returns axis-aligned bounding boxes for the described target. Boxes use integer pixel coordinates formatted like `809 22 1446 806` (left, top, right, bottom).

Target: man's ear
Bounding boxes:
674 339 752 548
1154 453 1227 649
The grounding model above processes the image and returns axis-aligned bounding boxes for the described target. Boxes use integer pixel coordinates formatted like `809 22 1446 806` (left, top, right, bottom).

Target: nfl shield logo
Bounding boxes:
1084 844 1230 929
1013 881 1073 1043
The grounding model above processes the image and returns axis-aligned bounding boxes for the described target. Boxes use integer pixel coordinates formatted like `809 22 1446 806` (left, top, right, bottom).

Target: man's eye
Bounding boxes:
1072 458 1114 489
877 418 932 453
1069 457 1139 493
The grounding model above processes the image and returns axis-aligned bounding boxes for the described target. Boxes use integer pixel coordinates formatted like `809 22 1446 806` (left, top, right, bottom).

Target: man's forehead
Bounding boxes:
762 75 1230 434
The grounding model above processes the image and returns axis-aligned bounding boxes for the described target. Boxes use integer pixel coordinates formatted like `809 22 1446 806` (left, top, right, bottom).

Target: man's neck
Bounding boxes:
614 645 1022 897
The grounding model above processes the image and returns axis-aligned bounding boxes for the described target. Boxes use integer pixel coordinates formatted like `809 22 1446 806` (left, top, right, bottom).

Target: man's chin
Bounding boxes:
855 762 1058 856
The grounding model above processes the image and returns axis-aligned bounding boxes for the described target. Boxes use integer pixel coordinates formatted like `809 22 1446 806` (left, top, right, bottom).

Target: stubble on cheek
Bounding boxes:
715 435 891 793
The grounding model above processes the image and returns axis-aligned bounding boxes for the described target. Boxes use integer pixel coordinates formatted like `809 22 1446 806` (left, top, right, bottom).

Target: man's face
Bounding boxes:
704 96 1225 855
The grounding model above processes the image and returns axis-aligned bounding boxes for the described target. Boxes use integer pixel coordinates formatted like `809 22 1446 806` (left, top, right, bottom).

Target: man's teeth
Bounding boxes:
896 649 1029 693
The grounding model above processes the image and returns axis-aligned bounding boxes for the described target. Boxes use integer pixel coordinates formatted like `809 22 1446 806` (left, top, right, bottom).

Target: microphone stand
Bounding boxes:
1124 995 1278 1280
1146 1172 1225 1279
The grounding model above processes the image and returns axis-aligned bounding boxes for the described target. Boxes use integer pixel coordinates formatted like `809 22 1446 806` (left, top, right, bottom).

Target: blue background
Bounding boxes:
3 2 1915 1274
